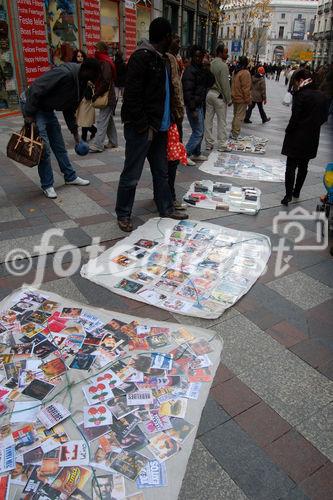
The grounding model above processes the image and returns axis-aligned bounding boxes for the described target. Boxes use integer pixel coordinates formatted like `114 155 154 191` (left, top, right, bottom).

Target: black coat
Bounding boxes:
121 41 166 133
281 87 328 160
182 63 214 111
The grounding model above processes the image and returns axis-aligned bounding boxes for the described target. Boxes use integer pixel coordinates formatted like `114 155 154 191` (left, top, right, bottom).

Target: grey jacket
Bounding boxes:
210 57 231 104
24 63 82 133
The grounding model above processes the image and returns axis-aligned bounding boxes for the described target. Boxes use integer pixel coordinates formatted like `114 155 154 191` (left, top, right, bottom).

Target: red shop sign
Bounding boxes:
84 0 101 56
17 0 50 84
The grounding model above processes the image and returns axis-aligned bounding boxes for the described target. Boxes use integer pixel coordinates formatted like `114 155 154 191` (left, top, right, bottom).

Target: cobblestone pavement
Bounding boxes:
0 79 332 499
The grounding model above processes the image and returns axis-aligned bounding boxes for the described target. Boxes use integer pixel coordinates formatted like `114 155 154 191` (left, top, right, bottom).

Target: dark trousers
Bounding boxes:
81 125 97 141
116 125 174 219
285 157 309 197
245 101 268 122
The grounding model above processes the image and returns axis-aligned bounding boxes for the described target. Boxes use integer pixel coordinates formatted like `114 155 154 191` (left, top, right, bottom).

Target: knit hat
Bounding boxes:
258 66 265 75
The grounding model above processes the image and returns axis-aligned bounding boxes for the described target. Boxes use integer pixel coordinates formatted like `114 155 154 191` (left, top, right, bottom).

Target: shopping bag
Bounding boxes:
76 98 95 127
7 124 44 168
282 92 292 106
167 123 187 166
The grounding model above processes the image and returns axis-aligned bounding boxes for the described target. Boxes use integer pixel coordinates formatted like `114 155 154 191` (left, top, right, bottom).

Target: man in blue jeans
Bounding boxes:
116 18 188 232
24 59 100 199
182 46 213 165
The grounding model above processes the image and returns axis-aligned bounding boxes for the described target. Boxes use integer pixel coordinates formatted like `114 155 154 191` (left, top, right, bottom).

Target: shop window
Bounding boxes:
164 3 179 34
182 10 194 47
0 1 18 111
45 0 79 64
101 0 120 51
197 16 207 48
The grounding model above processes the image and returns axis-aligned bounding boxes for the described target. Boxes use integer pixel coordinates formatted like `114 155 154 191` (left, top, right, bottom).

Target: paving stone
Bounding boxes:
179 439 248 500
211 377 261 417
53 187 107 218
299 461 333 500
211 363 235 387
266 321 308 348
200 420 295 500
40 277 87 303
318 359 333 381
212 314 285 376
82 221 124 242
171 306 240 329
0 205 24 223
237 349 333 429
197 395 231 436
74 158 105 167
264 429 328 483
0 233 70 264
63 227 93 248
54 220 79 229
266 271 333 310
95 172 121 182
303 260 333 288
296 403 333 462
234 401 292 448
290 338 333 369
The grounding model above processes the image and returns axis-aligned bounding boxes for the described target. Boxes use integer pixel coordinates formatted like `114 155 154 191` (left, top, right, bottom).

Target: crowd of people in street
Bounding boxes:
21 17 332 229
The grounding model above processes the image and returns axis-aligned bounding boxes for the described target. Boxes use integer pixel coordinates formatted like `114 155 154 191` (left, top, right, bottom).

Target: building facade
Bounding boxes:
312 0 333 66
219 0 317 63
0 0 218 114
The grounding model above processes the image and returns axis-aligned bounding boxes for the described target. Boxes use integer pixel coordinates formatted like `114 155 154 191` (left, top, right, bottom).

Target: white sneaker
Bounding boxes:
43 187 57 199
191 155 207 162
186 158 196 166
65 177 90 186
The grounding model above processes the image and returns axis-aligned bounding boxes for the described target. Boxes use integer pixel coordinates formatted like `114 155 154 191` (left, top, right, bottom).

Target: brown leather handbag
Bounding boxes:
7 124 44 168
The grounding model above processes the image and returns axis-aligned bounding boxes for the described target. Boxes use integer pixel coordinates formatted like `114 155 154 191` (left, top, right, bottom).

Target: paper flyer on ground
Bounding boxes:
81 218 271 319
0 287 222 499
183 180 261 214
199 152 285 182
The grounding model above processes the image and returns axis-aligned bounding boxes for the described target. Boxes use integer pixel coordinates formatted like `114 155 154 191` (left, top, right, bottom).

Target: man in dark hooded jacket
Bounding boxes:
116 17 188 232
24 59 100 198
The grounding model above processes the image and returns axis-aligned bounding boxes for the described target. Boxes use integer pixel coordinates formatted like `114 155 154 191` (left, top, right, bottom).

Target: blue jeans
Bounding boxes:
35 111 76 189
116 125 174 219
186 106 204 156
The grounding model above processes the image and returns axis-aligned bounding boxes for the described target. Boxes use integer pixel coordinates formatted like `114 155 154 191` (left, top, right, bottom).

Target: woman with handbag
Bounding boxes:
72 49 97 141
89 42 118 152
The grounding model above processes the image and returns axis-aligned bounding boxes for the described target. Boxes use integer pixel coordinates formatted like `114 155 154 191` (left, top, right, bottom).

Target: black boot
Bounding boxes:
281 195 292 206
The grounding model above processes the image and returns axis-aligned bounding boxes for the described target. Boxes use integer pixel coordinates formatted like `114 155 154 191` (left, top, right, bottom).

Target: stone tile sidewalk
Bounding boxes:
0 79 332 499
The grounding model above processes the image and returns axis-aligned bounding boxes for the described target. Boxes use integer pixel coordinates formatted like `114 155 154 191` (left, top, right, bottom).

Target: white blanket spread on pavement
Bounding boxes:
199 152 285 182
81 218 271 319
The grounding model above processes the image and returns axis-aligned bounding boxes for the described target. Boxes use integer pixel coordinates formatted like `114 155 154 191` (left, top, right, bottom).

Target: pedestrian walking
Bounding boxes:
281 69 328 206
275 64 282 81
204 43 232 153
166 33 187 211
230 56 251 139
115 18 188 232
72 49 97 142
182 46 214 164
23 59 100 199
244 66 270 124
114 51 127 110
89 42 118 152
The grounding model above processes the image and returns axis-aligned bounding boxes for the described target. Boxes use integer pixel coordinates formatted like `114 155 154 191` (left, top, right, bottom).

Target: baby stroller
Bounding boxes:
316 162 333 235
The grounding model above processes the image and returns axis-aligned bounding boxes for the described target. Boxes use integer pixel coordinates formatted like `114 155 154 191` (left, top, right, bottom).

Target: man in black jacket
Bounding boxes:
182 46 213 164
116 17 188 232
24 59 100 199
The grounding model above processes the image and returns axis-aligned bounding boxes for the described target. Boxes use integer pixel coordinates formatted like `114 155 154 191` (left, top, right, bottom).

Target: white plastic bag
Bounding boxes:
283 92 292 106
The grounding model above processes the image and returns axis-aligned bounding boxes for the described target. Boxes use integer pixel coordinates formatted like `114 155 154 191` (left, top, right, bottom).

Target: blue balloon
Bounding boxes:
75 140 89 156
